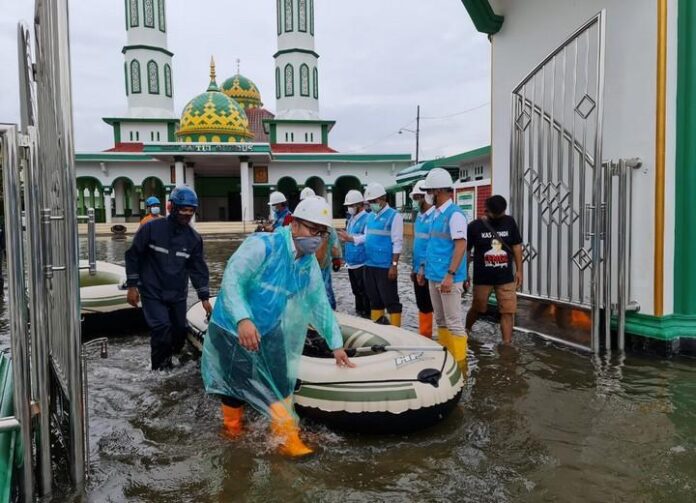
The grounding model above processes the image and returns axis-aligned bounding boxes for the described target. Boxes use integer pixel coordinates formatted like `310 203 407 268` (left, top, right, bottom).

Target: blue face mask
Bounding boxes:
294 236 323 256
150 206 161 216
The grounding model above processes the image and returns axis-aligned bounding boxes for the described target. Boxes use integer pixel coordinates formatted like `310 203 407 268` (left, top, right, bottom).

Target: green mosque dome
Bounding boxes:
177 58 253 143
221 73 263 110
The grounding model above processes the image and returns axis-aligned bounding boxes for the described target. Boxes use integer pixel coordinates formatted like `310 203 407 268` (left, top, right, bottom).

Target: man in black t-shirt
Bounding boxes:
465 195 523 344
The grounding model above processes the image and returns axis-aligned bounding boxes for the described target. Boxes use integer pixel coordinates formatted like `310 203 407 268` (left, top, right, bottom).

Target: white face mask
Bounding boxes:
424 193 435 206
150 206 161 216
347 207 356 216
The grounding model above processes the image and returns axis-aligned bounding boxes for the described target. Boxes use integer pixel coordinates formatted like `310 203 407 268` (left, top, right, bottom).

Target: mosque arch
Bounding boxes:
164 64 172 97
284 0 293 32
277 176 300 210
147 60 159 94
304 176 325 197
144 0 155 28
333 175 363 217
76 177 105 222
158 0 166 32
130 60 141 94
298 0 308 32
112 177 138 218
275 67 281 99
129 0 139 27
142 176 166 204
313 67 319 99
284 64 294 97
300 64 310 97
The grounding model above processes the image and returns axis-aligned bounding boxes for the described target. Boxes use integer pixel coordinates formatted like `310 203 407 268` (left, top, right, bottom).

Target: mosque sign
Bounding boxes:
144 143 271 155
180 144 256 153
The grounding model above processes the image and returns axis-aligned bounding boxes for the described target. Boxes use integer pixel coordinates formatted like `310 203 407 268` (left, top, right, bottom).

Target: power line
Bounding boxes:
420 102 490 120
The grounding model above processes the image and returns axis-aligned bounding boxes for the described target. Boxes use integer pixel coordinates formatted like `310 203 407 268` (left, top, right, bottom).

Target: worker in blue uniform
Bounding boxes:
263 191 293 231
410 181 435 338
125 186 212 370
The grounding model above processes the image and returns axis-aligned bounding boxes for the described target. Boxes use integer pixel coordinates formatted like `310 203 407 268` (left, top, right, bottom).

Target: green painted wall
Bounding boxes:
674 0 696 314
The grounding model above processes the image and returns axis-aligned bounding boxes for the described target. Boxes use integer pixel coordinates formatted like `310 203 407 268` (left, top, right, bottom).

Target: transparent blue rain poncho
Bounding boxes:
201 226 343 416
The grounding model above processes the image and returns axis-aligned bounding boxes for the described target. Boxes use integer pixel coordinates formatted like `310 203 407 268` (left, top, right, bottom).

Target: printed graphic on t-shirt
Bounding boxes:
483 238 509 268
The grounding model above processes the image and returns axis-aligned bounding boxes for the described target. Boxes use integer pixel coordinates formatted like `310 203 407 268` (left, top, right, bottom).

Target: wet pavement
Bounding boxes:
1 235 695 502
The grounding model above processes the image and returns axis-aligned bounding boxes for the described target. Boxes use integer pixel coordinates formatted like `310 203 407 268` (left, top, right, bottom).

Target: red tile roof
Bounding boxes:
247 108 275 142
105 142 145 152
271 144 338 153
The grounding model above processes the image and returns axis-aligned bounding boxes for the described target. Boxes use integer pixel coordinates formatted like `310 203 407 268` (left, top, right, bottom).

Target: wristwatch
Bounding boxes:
447 270 456 276
391 261 398 267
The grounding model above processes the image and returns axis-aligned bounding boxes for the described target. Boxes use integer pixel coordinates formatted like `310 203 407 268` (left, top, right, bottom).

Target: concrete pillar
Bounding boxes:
104 189 113 223
240 157 252 221
174 156 185 186
326 185 334 219
165 186 172 216
132 187 141 216
114 181 125 215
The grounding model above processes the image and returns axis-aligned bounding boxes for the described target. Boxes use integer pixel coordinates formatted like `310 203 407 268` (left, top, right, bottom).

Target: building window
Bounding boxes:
147 60 159 94
157 131 161 141
284 0 293 32
310 132 314 142
285 132 289 142
291 132 295 142
124 62 129 95
130 131 134 141
284 64 294 96
298 0 307 32
276 0 281 35
129 0 139 27
300 64 310 96
136 131 140 141
275 67 281 99
158 0 166 32
150 131 154 141
313 67 318 98
310 0 314 35
164 64 172 97
130 60 141 93
144 0 155 27
305 133 308 142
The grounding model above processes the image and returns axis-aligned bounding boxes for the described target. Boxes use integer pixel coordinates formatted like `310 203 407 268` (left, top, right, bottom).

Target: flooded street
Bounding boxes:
2 235 695 502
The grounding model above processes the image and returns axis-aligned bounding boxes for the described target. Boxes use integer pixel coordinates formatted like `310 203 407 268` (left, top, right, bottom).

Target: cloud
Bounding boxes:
0 0 490 159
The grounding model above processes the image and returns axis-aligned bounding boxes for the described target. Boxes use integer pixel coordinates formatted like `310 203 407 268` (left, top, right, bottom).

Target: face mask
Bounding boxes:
347 207 356 216
370 203 382 213
424 193 435 206
294 236 323 256
150 207 161 216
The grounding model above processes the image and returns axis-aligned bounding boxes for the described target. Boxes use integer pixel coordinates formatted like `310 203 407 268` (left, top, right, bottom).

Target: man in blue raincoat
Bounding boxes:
202 196 354 457
126 186 212 370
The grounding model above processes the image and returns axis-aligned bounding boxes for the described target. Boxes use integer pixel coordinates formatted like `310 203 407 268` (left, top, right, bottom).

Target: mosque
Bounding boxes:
73 0 417 223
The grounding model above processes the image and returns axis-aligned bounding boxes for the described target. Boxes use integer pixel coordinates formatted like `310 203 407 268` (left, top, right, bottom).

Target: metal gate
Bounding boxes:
510 11 638 352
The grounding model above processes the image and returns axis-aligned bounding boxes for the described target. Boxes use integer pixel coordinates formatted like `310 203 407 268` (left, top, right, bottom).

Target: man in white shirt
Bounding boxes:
419 169 468 364
339 182 404 327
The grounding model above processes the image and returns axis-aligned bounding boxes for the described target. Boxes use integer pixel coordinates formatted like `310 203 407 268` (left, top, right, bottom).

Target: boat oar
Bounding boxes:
346 345 447 357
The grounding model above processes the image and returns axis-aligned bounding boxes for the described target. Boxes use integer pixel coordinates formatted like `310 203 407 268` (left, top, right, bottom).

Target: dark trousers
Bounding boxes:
141 297 187 370
412 274 434 314
364 266 402 314
348 267 370 317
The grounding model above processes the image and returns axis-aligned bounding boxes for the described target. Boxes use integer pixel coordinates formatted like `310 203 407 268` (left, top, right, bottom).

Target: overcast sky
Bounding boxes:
1 0 490 160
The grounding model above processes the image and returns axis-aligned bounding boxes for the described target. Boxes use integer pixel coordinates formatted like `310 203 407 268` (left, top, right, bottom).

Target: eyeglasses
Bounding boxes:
300 220 329 238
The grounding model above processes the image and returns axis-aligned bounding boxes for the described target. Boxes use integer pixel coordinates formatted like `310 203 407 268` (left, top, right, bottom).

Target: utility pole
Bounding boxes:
415 105 421 164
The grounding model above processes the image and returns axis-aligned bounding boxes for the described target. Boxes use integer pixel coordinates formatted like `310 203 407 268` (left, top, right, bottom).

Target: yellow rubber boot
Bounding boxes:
221 404 244 438
418 312 433 338
449 333 468 363
437 327 451 350
269 402 313 458
371 309 385 322
389 312 402 327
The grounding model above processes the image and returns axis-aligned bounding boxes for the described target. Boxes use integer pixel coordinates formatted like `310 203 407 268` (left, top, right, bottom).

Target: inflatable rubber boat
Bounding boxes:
187 297 464 433
79 261 130 315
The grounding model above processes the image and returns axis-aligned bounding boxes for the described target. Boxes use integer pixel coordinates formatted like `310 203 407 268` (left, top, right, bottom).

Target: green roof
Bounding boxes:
396 145 491 183
460 0 504 35
75 153 155 162
274 153 411 162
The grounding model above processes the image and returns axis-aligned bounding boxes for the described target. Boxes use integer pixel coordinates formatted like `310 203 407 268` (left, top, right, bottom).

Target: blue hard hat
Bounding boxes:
145 196 161 207
170 186 199 208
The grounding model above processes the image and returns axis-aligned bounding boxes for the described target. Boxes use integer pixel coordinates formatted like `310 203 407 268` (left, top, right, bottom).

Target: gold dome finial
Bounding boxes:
236 58 241 75
210 55 216 81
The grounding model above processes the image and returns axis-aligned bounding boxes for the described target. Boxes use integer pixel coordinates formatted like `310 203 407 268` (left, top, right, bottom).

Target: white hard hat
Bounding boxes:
268 191 288 206
363 182 387 202
421 168 454 190
344 189 364 206
409 180 427 199
293 196 333 228
300 187 316 200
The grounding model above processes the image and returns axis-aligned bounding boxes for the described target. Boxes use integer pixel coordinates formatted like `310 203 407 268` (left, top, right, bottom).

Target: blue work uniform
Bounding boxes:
412 207 435 314
344 211 370 317
202 227 342 415
362 206 402 314
425 203 468 283
125 215 210 369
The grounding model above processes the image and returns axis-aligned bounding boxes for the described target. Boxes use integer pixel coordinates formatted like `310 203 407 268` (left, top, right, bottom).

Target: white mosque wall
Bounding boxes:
124 48 175 118
267 161 408 190
276 123 322 144
121 122 169 143
275 53 320 118
488 0 675 315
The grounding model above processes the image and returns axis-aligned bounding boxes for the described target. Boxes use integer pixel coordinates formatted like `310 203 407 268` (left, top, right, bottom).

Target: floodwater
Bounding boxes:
2 235 696 502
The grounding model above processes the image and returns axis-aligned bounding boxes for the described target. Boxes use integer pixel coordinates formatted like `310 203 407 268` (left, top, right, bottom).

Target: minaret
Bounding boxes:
122 0 175 118
269 0 335 147
274 0 320 120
